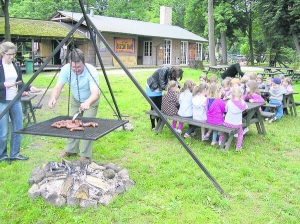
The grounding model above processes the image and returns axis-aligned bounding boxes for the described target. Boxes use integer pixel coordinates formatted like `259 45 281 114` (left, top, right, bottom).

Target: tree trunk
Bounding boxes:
292 33 300 62
221 32 227 65
1 0 11 41
248 9 254 66
208 0 216 66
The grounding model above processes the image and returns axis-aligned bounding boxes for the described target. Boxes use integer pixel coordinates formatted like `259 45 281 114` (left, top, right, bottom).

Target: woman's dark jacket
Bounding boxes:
221 63 244 79
147 67 172 91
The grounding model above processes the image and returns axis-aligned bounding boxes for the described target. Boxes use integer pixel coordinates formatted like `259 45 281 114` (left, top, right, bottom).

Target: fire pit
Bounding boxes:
28 159 135 207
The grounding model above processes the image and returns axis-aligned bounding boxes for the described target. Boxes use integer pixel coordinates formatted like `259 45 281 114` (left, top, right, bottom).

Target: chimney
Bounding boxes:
160 6 172 25
89 6 95 17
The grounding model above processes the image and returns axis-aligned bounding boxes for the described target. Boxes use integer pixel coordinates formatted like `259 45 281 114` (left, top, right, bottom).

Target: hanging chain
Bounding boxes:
84 65 119 117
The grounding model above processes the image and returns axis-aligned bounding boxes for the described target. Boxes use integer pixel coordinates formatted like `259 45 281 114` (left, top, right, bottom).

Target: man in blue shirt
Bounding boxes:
48 48 100 161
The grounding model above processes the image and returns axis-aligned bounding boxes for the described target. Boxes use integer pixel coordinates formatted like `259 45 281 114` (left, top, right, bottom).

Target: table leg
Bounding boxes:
155 117 165 133
21 102 30 123
255 122 262 134
28 101 37 123
225 134 234 151
245 108 266 135
289 95 297 117
256 109 266 134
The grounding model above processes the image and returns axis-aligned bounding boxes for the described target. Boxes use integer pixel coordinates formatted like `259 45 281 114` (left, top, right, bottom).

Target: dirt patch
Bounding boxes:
283 149 300 161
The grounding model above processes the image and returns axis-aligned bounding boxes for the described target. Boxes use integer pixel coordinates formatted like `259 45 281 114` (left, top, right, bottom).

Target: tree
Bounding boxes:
1 0 11 41
255 0 300 60
103 0 150 21
238 0 255 65
208 0 216 65
214 1 240 64
184 0 207 36
103 0 186 27
9 0 102 20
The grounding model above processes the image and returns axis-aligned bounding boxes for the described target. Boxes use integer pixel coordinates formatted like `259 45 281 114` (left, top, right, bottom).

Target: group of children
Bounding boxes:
161 71 294 151
243 72 293 122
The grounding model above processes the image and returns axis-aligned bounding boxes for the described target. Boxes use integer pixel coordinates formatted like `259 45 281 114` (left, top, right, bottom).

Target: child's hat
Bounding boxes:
272 77 281 84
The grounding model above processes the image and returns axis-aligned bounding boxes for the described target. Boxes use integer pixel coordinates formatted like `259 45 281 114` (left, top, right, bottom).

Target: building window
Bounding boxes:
181 41 188 65
164 40 171 64
196 43 203 60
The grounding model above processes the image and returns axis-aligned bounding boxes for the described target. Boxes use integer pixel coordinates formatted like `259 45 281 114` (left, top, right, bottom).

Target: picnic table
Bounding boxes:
259 89 298 117
205 65 229 76
243 102 266 134
283 92 298 116
261 67 296 79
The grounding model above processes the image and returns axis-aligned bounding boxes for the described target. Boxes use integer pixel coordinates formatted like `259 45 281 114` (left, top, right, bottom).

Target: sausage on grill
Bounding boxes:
51 119 98 131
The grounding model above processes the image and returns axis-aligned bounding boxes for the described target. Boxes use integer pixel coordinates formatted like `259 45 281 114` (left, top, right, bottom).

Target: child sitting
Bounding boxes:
243 80 265 103
267 77 287 123
229 77 241 88
256 74 265 89
278 74 285 83
161 81 180 131
209 75 218 84
282 77 293 115
206 83 226 146
199 74 208 83
282 77 294 93
265 77 272 91
221 78 231 100
184 83 208 139
241 75 250 95
177 79 195 135
223 87 248 151
245 71 257 81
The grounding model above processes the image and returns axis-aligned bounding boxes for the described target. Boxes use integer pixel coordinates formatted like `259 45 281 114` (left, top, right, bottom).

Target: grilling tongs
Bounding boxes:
72 108 83 121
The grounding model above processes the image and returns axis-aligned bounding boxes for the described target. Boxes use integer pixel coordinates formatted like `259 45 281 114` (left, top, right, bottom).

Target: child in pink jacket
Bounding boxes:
224 87 248 151
206 83 226 146
243 80 265 103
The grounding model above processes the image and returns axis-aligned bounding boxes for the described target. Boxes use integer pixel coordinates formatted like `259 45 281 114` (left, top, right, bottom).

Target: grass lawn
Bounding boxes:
0 67 299 223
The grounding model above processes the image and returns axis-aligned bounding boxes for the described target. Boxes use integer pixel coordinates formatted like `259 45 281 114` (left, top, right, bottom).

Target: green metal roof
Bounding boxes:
0 17 86 39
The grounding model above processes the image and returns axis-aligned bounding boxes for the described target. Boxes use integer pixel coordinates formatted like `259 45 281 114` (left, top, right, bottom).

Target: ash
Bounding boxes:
28 159 135 208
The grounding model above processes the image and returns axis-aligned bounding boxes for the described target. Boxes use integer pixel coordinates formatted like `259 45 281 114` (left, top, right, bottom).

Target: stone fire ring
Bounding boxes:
28 159 135 207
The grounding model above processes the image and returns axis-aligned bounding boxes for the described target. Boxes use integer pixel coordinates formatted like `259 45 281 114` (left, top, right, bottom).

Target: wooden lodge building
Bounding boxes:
0 6 207 69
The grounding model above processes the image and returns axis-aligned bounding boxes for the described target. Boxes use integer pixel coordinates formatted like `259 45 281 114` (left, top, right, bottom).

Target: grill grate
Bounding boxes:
15 116 129 140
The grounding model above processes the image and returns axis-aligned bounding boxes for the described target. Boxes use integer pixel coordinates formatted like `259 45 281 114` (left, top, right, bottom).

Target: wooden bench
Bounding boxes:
260 111 276 119
260 103 280 119
146 110 239 151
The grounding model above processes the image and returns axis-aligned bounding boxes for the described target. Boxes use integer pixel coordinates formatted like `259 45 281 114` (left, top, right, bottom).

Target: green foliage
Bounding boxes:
278 46 298 66
184 0 207 36
8 0 100 19
240 42 250 57
103 0 151 21
254 0 300 48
